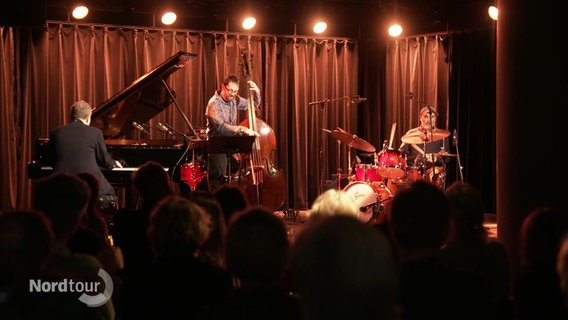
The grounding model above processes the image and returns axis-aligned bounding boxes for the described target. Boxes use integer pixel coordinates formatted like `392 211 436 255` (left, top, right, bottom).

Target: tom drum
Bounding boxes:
354 164 381 182
377 149 406 179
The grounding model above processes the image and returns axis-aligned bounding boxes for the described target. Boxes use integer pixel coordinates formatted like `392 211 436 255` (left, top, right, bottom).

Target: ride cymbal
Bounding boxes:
323 128 376 152
401 128 451 144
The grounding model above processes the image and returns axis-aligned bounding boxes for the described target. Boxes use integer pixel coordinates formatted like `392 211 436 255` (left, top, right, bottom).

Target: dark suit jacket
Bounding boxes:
48 120 117 195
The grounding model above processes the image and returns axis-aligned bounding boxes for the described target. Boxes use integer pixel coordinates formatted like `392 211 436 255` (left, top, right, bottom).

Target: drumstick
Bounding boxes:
388 122 397 149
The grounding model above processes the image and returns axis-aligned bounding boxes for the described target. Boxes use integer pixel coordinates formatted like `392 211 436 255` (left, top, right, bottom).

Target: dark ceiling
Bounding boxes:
20 0 494 38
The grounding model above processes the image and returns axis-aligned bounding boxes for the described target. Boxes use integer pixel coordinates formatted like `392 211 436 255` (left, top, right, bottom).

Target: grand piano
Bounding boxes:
28 51 207 186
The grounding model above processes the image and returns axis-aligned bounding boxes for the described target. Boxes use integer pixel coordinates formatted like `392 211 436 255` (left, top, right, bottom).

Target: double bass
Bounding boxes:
235 50 286 211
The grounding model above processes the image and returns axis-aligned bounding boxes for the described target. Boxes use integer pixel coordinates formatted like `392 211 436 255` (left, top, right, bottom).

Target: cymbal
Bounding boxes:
401 128 451 144
323 128 376 152
433 150 458 157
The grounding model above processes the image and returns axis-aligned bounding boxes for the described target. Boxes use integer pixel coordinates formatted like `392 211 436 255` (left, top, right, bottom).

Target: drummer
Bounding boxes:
399 106 451 176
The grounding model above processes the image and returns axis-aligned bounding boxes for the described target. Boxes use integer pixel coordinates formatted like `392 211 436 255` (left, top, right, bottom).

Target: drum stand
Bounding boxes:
336 140 343 190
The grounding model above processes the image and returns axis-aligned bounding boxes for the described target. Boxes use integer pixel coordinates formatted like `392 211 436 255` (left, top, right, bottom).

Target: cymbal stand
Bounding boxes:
454 129 464 181
346 144 354 187
336 140 343 190
309 96 358 194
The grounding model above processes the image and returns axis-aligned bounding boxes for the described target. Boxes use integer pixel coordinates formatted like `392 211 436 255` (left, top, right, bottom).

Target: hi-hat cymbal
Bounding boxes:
433 150 458 157
323 128 376 152
401 128 451 144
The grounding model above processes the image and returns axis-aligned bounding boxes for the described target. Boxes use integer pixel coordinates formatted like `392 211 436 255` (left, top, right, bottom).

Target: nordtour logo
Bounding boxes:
29 268 113 307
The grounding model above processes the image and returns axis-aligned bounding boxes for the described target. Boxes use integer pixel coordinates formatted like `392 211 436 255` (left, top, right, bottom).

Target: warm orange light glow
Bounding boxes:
72 6 89 20
388 24 403 37
161 12 177 25
313 21 327 34
242 17 257 30
488 6 498 21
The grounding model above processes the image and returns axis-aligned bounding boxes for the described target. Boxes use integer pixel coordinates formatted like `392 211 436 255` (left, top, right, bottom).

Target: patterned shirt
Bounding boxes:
205 90 261 137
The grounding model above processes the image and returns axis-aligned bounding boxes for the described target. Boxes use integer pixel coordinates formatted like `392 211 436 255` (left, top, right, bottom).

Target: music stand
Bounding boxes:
207 136 256 183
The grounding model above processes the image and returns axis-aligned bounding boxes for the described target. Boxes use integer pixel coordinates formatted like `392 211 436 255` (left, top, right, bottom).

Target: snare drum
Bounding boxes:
354 164 381 182
377 149 406 179
343 181 393 223
180 160 207 191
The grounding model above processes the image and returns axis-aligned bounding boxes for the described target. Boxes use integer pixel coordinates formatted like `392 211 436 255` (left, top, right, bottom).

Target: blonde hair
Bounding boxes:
310 189 359 219
69 100 92 120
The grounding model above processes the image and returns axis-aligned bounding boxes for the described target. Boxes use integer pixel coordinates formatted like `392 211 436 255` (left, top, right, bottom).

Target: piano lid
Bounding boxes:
91 51 197 139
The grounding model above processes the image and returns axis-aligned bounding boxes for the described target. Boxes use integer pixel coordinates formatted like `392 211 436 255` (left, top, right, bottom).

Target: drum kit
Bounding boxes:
324 126 457 224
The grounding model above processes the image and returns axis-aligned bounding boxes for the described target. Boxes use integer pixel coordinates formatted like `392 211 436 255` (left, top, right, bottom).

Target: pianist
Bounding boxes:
205 74 260 190
48 100 123 205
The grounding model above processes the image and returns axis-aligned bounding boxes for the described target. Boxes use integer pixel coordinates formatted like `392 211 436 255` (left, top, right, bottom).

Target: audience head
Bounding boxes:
32 173 90 241
445 181 487 243
520 206 568 272
291 215 399 320
387 180 450 259
225 206 289 285
0 210 54 291
147 195 212 258
213 184 249 223
557 233 568 307
76 172 101 210
185 190 227 268
132 161 173 206
309 188 359 220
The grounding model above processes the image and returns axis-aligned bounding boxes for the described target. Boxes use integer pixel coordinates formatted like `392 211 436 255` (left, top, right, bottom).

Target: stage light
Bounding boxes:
72 5 89 20
313 21 327 34
388 24 403 37
161 11 177 25
242 17 256 30
488 6 498 21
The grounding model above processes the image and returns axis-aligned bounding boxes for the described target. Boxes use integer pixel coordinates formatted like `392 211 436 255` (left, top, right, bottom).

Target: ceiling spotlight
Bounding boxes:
488 6 498 21
72 5 89 20
161 12 177 25
242 17 256 30
388 24 403 37
313 21 327 34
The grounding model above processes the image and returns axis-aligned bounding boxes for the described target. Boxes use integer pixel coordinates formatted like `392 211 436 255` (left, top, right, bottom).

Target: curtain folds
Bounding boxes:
2 23 363 210
1 23 456 212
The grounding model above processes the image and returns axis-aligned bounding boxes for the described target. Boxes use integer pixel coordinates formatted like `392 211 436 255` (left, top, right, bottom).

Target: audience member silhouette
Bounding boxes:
112 161 173 280
213 184 249 223
386 179 491 320
557 232 568 309
438 181 513 319
513 206 568 320
32 173 115 319
208 206 302 319
309 188 360 220
0 210 53 318
291 214 400 320
185 189 228 270
120 195 232 319
69 172 122 276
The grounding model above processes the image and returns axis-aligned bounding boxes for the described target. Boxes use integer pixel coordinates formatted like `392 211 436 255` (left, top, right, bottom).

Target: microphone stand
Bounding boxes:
309 95 364 194
454 129 464 181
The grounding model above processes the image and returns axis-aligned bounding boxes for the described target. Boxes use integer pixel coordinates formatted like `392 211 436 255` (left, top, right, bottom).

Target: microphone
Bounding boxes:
453 129 457 146
157 122 174 135
350 97 367 104
131 121 149 135
425 106 439 117
359 201 379 212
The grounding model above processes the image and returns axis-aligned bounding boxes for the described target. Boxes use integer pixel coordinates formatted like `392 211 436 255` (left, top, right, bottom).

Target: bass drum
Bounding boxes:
343 181 393 224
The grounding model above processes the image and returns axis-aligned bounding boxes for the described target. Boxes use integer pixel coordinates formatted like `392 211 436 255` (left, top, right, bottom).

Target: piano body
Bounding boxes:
28 51 206 187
